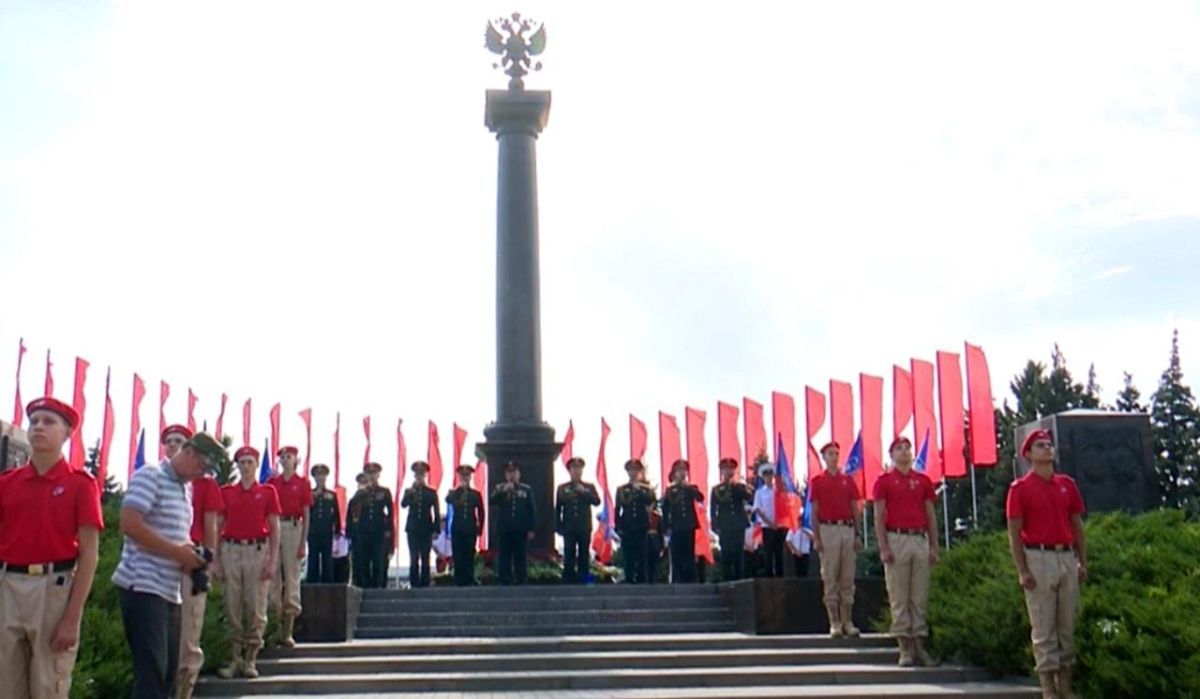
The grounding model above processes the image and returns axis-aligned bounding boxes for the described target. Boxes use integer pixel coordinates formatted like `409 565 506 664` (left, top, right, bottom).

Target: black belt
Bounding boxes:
1026 543 1074 552
887 528 927 536
223 538 267 546
820 519 855 526
0 558 77 575
281 515 302 523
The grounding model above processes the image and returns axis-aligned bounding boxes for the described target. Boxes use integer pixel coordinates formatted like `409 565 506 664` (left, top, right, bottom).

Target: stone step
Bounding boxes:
269 633 896 658
215 684 1041 699
358 594 725 614
361 583 714 600
355 607 730 628
194 663 995 695
353 620 740 638
255 647 898 675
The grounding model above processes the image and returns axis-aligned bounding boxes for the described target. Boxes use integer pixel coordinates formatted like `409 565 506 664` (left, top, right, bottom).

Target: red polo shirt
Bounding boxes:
0 458 105 564
872 467 936 530
1006 471 1085 546
809 470 861 522
220 482 281 540
190 476 225 544
267 473 311 518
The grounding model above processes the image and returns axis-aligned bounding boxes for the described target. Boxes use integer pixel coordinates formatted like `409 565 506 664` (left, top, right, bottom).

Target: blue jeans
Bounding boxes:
119 587 181 699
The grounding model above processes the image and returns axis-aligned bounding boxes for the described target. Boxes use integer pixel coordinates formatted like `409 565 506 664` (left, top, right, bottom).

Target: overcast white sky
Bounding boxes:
3 1 1200 505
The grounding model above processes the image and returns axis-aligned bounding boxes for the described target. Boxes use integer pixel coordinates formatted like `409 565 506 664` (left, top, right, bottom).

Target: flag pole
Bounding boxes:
969 462 979 529
941 483 951 550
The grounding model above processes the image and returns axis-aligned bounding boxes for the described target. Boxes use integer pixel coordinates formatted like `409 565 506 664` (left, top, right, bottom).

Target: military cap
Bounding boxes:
234 445 260 462
820 441 840 455
565 456 585 470
757 460 776 477
889 436 913 453
277 445 299 457
161 424 194 441
185 432 226 469
718 457 738 471
311 463 330 476
670 458 690 476
624 458 645 473
26 396 79 430
1021 429 1053 457
355 472 369 484
504 460 520 472
411 460 430 474
364 461 382 474
456 462 476 473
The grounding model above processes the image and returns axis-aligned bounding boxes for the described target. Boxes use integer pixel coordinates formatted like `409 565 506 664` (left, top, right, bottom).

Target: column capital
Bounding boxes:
485 89 551 136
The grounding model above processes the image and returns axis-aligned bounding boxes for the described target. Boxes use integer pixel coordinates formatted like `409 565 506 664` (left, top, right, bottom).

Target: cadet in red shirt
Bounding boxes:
266 446 310 647
216 446 281 680
809 441 863 639
1006 429 1087 699
0 397 104 698
872 436 939 668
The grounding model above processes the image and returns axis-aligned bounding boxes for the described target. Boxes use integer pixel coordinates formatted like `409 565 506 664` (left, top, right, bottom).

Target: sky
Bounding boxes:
3 0 1200 514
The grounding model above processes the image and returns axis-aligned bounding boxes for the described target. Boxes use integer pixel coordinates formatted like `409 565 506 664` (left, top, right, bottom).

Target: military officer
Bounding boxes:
490 461 537 586
614 459 656 584
555 457 601 584
266 446 310 646
710 458 754 582
346 473 368 586
1007 429 1087 699
810 441 864 638
306 464 340 584
662 459 704 583
445 463 485 586
348 462 392 589
401 461 440 588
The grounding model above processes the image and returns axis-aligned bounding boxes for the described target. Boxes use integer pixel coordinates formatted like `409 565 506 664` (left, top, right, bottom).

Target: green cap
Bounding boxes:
186 432 227 469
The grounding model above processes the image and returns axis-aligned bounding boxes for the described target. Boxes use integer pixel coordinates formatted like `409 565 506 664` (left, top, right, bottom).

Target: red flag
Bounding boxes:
298 408 313 477
742 397 765 482
965 342 998 466
69 357 89 469
362 415 371 465
12 338 26 427
127 374 146 481
893 365 913 439
629 414 647 460
591 419 616 564
829 380 854 469
473 458 488 550
771 391 796 469
453 423 468 472
427 420 443 491
937 351 967 479
99 367 115 486
912 359 943 482
804 387 826 479
394 418 407 543
860 373 884 499
44 349 53 397
215 393 228 440
685 408 714 564
242 399 252 446
269 403 282 462
158 380 170 460
333 411 342 486
717 401 741 471
186 389 198 433
657 412 681 495
561 420 575 464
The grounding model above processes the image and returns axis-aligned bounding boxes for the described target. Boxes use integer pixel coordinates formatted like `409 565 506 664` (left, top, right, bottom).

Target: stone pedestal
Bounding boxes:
295 583 361 642
717 577 887 634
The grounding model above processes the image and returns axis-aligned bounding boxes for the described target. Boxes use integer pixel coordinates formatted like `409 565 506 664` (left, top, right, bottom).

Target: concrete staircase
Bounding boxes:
197 584 1039 698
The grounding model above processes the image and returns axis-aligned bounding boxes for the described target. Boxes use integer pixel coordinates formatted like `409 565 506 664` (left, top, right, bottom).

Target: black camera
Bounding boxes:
190 546 214 595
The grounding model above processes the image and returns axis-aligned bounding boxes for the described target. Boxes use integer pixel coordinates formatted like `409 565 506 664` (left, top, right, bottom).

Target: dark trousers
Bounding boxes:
669 528 697 583
562 530 590 584
718 529 745 581
407 531 433 587
497 530 529 585
451 531 476 586
792 553 810 577
620 529 648 584
352 532 388 588
647 533 664 583
333 555 350 583
762 528 786 577
306 535 334 583
119 587 180 699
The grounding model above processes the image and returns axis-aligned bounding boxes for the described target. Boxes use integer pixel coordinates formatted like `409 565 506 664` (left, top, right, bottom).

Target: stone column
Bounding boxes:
479 88 562 558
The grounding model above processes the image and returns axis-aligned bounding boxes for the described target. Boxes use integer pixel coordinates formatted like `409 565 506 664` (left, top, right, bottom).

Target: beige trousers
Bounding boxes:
883 532 931 638
1023 549 1080 672
221 543 269 650
818 524 857 605
0 569 80 699
177 572 207 679
270 519 303 617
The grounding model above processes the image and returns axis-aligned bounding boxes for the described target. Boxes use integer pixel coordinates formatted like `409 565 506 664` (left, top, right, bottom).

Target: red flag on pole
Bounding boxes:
717 401 741 470
743 397 765 482
187 389 198 433
937 351 968 479
771 391 796 470
362 415 371 465
912 358 943 482
12 338 26 427
629 414 647 461
591 418 615 564
242 398 252 446
473 458 488 550
215 393 228 441
804 387 826 479
158 380 170 461
69 357 89 469
860 373 884 499
427 421 443 491
829 380 854 469
269 403 282 463
561 420 575 464
128 374 146 481
657 412 681 495
685 407 714 564
43 349 53 397
394 418 407 543
298 408 313 477
333 411 342 486
99 367 115 486
453 423 468 472
965 342 998 466
893 365 913 439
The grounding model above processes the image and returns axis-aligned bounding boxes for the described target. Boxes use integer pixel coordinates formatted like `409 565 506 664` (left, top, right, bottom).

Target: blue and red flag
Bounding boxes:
774 433 800 530
258 438 272 483
844 432 864 477
133 429 146 472
915 428 931 474
591 419 616 565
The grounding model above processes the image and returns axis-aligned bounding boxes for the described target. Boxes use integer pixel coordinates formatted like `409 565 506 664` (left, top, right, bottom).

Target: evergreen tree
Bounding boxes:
1085 363 1104 409
214 434 235 485
1115 372 1145 413
1150 330 1200 513
84 443 121 503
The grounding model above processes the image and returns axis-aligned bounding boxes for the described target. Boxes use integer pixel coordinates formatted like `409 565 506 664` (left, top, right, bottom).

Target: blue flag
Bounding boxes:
915 428 931 473
133 429 146 471
844 432 865 476
445 498 454 534
800 481 813 530
775 434 800 496
258 439 271 483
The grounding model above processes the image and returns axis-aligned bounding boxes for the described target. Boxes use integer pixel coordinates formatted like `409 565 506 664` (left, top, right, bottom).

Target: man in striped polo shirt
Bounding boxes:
113 433 224 699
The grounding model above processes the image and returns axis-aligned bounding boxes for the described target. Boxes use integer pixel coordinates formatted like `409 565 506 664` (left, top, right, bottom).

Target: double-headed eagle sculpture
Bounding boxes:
485 12 546 90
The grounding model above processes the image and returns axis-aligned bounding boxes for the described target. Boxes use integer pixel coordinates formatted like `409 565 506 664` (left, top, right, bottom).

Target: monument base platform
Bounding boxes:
717 577 887 634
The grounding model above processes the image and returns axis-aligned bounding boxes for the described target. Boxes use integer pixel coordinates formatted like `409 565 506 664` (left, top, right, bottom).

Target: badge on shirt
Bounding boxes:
52 485 66 497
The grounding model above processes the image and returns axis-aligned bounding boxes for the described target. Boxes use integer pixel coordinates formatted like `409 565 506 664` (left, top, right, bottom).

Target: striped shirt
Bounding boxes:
112 460 193 603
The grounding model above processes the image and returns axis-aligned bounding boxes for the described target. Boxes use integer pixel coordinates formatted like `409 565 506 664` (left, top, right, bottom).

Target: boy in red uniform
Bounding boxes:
809 441 863 638
267 446 309 647
872 436 939 667
1006 429 1087 699
0 397 104 698
216 446 281 679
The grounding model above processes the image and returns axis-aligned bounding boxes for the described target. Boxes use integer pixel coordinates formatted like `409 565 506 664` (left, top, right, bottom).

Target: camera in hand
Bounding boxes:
190 546 214 595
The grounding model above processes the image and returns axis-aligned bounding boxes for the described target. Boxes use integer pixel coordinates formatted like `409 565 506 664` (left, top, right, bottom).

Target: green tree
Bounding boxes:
83 443 121 503
1150 330 1200 513
1115 372 1145 413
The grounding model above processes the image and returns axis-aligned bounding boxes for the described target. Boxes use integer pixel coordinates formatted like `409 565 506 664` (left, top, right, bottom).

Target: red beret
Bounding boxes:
234 446 260 462
1021 429 1053 457
889 436 912 452
820 441 840 454
161 424 194 441
26 397 79 430
277 445 299 457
